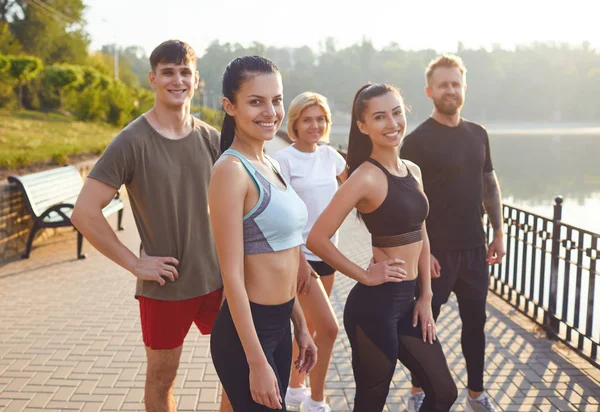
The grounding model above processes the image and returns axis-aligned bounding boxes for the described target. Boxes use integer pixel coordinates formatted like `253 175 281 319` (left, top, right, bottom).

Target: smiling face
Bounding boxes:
295 104 328 145
426 66 466 115
149 61 198 108
223 72 284 143
357 91 406 149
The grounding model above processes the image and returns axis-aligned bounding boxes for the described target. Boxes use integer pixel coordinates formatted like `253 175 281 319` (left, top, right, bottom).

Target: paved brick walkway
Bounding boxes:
1 200 600 411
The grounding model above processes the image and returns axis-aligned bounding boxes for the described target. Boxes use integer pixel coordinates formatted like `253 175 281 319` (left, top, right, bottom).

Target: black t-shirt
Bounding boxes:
400 117 494 251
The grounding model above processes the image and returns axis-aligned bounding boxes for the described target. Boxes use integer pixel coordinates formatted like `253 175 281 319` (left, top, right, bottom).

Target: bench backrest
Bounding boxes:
8 166 84 218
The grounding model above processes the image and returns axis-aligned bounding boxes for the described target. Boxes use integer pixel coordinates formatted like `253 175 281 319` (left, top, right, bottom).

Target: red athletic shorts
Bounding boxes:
138 288 223 350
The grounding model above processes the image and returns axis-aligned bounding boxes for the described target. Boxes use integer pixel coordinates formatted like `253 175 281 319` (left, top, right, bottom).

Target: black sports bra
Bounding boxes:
360 158 429 247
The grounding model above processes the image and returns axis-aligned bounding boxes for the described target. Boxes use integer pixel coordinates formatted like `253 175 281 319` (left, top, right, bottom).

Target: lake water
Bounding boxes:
328 124 600 234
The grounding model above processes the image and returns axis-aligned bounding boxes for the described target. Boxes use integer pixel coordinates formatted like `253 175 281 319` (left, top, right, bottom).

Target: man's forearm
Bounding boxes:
483 171 504 232
73 211 137 272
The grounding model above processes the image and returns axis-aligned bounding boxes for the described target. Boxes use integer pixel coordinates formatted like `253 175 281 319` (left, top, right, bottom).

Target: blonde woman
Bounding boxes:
274 92 347 412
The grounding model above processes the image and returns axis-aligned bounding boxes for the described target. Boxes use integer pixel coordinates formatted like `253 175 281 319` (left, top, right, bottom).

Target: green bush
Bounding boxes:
69 86 106 122
36 74 60 110
0 82 14 108
51 152 70 166
0 53 15 108
7 55 43 108
192 105 224 129
0 54 10 73
12 152 32 168
64 68 114 121
0 72 14 108
78 66 102 90
130 87 154 119
0 51 225 138
39 64 83 109
105 81 134 127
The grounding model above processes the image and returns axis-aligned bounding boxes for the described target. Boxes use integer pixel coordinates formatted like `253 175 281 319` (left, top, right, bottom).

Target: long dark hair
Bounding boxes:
220 56 279 153
346 83 399 176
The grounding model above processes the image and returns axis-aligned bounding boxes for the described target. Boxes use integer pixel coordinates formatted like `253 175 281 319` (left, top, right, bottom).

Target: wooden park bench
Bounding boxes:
8 165 124 260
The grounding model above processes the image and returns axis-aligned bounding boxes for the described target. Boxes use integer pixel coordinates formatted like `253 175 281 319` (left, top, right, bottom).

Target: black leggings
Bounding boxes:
344 280 457 412
211 299 294 411
412 247 489 392
411 298 487 392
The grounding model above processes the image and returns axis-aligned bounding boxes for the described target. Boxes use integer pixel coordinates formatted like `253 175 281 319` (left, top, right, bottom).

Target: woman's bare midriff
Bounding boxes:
243 247 300 305
371 240 423 282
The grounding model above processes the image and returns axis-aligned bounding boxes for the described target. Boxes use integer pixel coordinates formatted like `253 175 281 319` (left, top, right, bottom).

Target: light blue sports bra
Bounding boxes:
223 149 308 255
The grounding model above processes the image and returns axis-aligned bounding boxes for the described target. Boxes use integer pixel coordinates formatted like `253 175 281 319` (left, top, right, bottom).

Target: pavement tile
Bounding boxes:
1 164 599 412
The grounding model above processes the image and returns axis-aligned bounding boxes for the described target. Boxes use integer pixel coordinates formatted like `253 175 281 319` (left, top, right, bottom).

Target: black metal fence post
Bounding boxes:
545 195 563 338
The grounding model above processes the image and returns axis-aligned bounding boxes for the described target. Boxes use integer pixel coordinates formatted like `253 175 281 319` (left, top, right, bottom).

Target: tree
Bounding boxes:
8 0 89 64
7 55 42 107
66 68 113 122
95 46 136 87
197 40 239 108
40 63 82 108
0 1 19 22
0 21 21 54
0 51 11 106
105 80 134 126
0 52 8 72
121 45 150 88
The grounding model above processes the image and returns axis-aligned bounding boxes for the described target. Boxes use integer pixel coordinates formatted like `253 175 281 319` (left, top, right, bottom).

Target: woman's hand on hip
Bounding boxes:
365 257 407 286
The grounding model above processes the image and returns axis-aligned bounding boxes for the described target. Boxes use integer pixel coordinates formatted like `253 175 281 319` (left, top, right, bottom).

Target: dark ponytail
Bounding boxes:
346 83 400 176
220 56 279 153
347 83 374 176
220 113 236 153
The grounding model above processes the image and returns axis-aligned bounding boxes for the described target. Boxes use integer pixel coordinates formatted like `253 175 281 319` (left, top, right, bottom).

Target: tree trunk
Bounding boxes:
18 81 23 109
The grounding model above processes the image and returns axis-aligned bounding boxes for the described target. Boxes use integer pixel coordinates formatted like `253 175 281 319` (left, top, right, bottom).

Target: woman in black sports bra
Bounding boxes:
307 83 457 411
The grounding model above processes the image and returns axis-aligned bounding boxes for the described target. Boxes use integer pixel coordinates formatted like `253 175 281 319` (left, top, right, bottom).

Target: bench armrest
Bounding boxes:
39 203 75 222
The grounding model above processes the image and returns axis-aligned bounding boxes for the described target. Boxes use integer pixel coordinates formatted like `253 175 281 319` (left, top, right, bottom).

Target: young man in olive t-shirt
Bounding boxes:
72 40 230 412
400 55 505 412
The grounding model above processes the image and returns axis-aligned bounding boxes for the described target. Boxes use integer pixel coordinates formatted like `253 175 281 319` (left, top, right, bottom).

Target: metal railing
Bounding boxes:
486 196 600 367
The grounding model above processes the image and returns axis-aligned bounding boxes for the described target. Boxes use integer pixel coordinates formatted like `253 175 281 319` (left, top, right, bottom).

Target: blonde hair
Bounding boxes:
425 54 467 86
286 92 332 142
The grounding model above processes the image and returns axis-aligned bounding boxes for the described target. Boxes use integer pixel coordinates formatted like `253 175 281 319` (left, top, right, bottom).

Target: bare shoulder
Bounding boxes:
403 159 421 175
346 161 382 190
402 159 424 186
209 156 249 212
211 155 247 185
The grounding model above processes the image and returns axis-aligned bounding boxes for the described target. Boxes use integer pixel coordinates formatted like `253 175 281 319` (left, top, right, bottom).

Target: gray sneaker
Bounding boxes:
464 392 498 412
406 391 425 412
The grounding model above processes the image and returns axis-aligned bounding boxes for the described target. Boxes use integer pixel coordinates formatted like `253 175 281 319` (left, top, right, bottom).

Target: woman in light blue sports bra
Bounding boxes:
208 56 317 412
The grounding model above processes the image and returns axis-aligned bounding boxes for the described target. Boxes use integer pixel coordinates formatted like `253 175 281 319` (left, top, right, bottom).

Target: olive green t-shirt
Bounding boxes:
88 115 223 300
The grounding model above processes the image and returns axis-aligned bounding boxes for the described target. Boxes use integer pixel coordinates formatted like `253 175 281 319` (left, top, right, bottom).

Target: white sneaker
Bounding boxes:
285 387 310 411
464 391 498 412
299 399 331 412
406 391 425 412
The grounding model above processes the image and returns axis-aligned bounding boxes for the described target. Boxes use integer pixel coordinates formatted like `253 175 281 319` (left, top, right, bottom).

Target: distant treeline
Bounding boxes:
2 0 599 123
196 39 600 123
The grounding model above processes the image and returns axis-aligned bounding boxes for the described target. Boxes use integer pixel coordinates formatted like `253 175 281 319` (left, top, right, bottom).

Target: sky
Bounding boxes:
83 0 599 56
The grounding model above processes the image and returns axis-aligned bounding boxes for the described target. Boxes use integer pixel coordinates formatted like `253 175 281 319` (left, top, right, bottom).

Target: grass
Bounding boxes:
0 109 120 169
